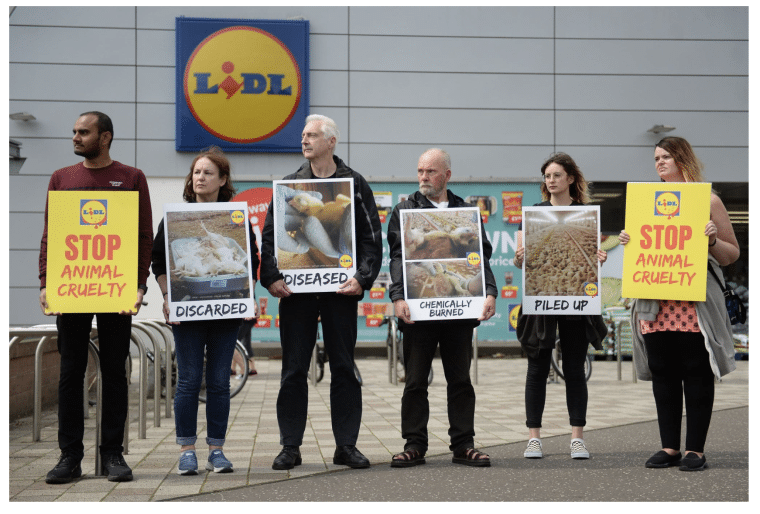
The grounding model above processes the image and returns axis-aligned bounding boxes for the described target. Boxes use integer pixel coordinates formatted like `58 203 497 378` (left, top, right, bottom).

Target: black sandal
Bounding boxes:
452 447 491 467
391 448 426 468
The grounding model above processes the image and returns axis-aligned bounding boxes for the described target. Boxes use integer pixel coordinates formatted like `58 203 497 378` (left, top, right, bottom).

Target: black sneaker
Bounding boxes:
679 452 707 471
645 450 682 468
101 453 133 482
45 453 82 484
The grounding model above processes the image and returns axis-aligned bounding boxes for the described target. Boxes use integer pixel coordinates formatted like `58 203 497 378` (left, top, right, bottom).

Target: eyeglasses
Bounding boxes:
543 173 567 182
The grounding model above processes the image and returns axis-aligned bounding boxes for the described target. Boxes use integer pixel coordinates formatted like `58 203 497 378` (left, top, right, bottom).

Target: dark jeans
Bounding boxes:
56 313 132 460
172 319 240 446
276 293 361 447
525 317 588 428
401 323 475 454
237 318 256 357
643 331 715 453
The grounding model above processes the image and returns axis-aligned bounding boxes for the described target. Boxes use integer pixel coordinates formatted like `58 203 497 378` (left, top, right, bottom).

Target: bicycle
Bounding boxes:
550 337 593 382
380 315 433 385
146 339 250 403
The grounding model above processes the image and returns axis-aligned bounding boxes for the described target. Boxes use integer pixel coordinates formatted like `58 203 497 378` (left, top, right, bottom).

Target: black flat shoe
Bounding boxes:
333 445 370 468
272 446 301 470
679 452 707 471
45 453 82 484
645 450 682 468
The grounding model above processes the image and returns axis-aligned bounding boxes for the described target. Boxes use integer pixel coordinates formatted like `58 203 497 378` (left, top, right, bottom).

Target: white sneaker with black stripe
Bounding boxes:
570 438 590 459
524 438 543 458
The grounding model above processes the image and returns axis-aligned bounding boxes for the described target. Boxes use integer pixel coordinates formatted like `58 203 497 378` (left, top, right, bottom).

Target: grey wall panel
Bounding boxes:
135 6 348 32
9 138 138 180
136 103 174 141
9 6 136 28
9 213 45 252
548 146 747 183
136 66 174 103
10 63 136 102
350 6 554 38
555 111 748 147
555 40 748 76
349 72 554 109
556 6 748 40
311 35 349 70
9 102 137 142
10 26 136 65
9 175 60 212
137 29 175 67
351 143 553 182
556 75 748 111
349 108 554 146
349 36 554 73
10 251 42 288
310 71 349 106
9 287 52 327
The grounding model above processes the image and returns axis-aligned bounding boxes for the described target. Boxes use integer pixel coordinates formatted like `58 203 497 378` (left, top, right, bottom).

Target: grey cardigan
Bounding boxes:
630 255 736 381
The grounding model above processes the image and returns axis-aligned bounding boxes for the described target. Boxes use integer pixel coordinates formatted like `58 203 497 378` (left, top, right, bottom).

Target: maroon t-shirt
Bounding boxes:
38 161 153 289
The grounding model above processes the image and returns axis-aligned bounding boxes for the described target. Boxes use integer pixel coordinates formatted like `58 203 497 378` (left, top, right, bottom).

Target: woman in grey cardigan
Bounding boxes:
619 137 739 472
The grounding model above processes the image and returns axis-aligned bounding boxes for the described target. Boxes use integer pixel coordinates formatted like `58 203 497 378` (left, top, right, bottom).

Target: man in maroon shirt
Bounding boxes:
38 112 153 483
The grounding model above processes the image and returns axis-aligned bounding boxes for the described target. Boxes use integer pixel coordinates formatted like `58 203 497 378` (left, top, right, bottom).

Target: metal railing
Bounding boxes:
615 317 637 383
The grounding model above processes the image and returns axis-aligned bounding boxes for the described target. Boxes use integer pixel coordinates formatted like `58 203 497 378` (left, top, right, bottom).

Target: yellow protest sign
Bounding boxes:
622 182 711 301
46 191 139 313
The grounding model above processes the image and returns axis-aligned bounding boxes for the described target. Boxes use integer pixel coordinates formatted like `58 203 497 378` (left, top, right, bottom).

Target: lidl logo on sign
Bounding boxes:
80 200 107 227
654 191 681 218
176 18 309 153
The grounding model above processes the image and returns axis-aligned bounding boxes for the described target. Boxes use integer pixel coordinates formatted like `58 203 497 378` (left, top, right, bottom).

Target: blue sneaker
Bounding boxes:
178 450 198 475
206 449 233 473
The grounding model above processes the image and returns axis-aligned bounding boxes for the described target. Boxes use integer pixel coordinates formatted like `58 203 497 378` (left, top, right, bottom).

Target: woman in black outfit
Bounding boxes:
514 153 608 460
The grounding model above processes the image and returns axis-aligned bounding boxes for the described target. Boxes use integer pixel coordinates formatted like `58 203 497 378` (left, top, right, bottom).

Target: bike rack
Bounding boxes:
142 320 175 419
472 328 479 385
130 322 161 431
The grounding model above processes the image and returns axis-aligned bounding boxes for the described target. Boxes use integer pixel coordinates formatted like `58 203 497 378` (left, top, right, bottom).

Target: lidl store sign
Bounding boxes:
176 18 309 152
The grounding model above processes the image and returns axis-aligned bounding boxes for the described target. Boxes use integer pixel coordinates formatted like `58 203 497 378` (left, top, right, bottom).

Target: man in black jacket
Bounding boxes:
260 115 382 470
387 148 497 468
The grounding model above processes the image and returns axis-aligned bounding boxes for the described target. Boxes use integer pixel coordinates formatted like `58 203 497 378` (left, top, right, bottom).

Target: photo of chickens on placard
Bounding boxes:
163 202 255 322
273 178 356 293
521 205 601 315
401 207 486 321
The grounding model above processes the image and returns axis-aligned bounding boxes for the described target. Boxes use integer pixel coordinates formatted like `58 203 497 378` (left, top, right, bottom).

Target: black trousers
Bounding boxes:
401 323 475 454
524 317 588 428
643 331 715 453
56 313 132 460
276 293 361 447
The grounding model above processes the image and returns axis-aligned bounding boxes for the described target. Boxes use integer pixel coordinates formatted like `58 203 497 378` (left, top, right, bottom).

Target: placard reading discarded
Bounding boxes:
522 205 601 315
622 182 710 301
272 178 356 292
164 202 255 321
400 207 486 321
46 191 139 313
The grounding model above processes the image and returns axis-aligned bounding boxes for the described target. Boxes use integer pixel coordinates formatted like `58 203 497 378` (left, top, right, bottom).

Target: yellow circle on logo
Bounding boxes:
467 252 481 266
184 26 302 143
584 282 598 297
655 192 680 217
339 254 353 268
81 200 107 226
231 210 245 224
509 305 521 329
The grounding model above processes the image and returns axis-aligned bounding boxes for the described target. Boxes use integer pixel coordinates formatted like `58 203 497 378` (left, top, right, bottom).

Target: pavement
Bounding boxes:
8 355 749 502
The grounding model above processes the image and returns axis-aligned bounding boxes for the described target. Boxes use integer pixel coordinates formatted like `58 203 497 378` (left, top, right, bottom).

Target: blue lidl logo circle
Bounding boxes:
509 304 521 330
583 282 599 297
80 200 107 226
654 191 680 217
467 252 481 267
183 26 302 143
230 210 245 225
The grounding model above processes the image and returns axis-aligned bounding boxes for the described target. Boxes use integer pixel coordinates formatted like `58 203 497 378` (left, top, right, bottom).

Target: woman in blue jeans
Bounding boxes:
152 146 259 475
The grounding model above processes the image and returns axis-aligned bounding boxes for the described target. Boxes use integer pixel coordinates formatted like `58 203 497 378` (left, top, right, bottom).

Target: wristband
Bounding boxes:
709 238 718 247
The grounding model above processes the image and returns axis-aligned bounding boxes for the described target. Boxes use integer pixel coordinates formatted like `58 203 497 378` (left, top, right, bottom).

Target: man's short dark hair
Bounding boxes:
80 111 114 148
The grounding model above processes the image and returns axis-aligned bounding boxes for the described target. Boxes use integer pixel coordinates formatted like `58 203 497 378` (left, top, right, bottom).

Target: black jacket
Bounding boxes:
387 189 498 329
259 155 383 297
